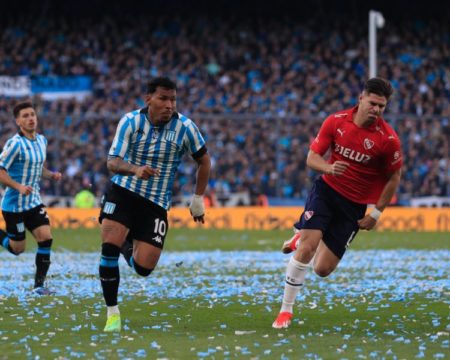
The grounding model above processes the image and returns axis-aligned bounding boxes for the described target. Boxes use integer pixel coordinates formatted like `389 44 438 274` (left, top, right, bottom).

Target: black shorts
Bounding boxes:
2 204 50 241
99 183 168 249
294 177 367 259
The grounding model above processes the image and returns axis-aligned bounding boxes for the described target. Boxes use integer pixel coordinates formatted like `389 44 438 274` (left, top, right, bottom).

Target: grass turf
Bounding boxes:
16 228 450 252
1 229 449 358
1 294 448 359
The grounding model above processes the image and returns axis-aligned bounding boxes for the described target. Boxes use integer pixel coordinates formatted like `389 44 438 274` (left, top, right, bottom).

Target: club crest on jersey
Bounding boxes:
304 211 314 220
165 130 176 142
363 138 374 150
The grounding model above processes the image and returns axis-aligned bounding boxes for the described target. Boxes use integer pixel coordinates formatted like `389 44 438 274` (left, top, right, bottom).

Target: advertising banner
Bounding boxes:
0 76 31 97
0 207 448 231
31 76 93 100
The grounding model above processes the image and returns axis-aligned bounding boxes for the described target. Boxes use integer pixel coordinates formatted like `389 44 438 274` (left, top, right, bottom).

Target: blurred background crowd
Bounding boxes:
0 0 448 206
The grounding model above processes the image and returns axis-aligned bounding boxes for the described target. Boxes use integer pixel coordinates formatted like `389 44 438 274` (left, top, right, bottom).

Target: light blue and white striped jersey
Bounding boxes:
0 132 47 212
109 108 206 210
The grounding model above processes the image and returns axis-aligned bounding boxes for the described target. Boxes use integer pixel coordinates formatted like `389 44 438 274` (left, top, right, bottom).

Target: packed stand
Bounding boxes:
0 14 448 205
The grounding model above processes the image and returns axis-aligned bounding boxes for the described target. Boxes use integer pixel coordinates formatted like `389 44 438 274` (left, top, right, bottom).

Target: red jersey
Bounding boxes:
310 107 402 204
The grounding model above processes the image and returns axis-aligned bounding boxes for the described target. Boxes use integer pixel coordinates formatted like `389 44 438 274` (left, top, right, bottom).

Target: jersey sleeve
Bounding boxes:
383 135 403 173
183 121 206 155
108 116 133 159
0 139 20 170
310 115 335 155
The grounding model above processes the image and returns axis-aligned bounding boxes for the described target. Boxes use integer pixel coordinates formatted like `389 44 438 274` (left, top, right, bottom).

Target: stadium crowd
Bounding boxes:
0 12 448 205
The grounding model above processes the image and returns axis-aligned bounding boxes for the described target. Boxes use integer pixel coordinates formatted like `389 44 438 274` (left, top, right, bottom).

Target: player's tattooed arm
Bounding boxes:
42 167 62 181
107 157 160 179
107 156 139 175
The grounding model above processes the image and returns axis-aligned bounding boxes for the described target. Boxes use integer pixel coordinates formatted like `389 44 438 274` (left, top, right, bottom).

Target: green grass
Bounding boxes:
1 295 448 359
1 229 449 358
19 228 450 252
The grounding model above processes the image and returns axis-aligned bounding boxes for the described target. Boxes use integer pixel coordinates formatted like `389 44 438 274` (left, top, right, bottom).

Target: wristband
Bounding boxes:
369 208 382 221
189 194 205 217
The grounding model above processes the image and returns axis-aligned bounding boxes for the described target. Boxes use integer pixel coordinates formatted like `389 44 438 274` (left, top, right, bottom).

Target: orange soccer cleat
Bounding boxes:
281 231 301 254
272 312 293 329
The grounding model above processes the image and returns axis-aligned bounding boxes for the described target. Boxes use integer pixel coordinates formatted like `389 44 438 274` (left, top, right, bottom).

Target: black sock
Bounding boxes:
120 240 133 267
0 230 18 256
35 239 52 288
99 243 120 306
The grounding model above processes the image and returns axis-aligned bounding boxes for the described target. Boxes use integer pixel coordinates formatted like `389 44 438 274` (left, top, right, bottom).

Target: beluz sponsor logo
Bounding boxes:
334 144 371 163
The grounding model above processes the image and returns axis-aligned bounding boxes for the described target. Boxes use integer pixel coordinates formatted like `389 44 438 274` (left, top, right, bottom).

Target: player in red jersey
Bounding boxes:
273 77 402 328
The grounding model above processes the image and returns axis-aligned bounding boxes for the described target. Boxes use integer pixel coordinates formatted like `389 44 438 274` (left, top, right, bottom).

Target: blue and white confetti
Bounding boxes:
0 249 448 359
0 250 448 301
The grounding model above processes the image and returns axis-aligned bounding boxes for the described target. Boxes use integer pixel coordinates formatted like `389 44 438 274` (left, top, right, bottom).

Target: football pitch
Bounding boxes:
1 229 449 359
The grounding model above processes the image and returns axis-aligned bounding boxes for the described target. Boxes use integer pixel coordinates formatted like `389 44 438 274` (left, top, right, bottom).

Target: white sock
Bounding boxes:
107 305 120 317
280 257 309 314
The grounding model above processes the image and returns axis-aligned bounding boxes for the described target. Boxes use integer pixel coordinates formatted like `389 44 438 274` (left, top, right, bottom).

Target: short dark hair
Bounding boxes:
364 77 394 100
13 101 34 118
147 77 177 94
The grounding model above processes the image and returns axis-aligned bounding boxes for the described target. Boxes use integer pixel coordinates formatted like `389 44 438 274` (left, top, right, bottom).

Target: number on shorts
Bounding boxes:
153 218 167 236
39 208 49 219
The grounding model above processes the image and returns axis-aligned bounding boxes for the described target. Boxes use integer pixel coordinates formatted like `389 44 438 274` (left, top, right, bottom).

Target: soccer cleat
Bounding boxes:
272 312 293 329
104 314 121 332
33 287 55 296
281 231 301 254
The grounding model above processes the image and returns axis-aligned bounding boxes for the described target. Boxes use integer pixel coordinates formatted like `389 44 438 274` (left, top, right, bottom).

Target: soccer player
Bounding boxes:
99 77 211 332
0 101 62 295
272 77 402 328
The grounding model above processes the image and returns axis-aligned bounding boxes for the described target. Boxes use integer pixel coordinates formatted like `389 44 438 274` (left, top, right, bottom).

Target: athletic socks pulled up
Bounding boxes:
280 257 309 314
0 230 17 256
99 243 120 307
35 239 53 288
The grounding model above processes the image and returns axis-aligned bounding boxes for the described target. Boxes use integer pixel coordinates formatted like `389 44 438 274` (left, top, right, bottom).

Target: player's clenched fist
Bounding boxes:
328 161 349 176
189 194 205 223
135 165 160 180
357 215 377 230
18 184 33 195
51 172 62 181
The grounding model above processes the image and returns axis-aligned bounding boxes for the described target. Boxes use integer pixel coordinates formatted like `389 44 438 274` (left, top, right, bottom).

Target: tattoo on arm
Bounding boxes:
42 167 53 179
107 157 137 175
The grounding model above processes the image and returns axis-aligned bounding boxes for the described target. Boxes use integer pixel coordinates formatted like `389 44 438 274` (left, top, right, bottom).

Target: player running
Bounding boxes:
0 101 62 295
273 77 402 328
98 77 211 332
